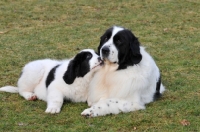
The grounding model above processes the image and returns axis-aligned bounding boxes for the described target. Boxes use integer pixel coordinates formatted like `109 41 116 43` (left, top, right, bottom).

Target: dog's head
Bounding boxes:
98 26 142 70
63 49 103 84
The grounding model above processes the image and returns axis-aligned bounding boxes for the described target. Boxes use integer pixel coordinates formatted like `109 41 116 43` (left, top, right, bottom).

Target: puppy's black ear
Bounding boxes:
63 53 83 84
129 37 142 65
63 52 90 84
63 60 77 85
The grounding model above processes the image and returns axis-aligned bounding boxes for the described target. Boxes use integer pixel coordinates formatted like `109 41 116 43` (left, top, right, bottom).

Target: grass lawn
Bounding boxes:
0 0 199 131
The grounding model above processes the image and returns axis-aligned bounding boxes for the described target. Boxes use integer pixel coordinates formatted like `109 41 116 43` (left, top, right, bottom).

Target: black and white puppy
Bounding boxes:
81 26 165 117
0 49 102 114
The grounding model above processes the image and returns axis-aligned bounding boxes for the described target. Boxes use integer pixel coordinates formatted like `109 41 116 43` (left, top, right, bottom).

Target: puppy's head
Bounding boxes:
63 49 103 84
98 26 142 70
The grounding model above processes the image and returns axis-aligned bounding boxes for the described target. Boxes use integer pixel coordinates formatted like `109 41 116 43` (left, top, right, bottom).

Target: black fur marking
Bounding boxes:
154 75 162 100
63 52 92 84
46 65 60 88
107 103 110 107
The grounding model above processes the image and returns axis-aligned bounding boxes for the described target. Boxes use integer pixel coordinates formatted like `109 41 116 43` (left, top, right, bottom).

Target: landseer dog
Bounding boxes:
0 49 102 114
81 26 165 117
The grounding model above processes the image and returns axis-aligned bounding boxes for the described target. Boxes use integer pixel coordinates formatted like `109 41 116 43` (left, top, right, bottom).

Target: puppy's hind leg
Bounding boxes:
18 61 45 101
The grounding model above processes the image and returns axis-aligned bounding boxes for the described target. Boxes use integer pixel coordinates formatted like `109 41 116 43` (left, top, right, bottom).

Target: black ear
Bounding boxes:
129 37 142 65
63 52 90 84
97 34 107 55
63 53 82 85
63 60 77 85
117 30 142 70
97 38 103 55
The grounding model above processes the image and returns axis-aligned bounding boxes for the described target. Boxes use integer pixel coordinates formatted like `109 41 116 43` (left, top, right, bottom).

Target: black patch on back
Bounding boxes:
46 65 60 88
63 52 92 85
153 75 162 101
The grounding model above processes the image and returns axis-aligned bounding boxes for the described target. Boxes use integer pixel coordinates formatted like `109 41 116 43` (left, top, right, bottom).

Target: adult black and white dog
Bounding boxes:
0 49 102 114
81 26 165 117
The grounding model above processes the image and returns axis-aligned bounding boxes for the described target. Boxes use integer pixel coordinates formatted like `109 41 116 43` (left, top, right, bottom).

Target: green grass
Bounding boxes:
0 0 199 131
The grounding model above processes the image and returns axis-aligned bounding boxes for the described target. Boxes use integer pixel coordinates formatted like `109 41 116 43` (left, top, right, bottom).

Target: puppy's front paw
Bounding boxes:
45 107 60 114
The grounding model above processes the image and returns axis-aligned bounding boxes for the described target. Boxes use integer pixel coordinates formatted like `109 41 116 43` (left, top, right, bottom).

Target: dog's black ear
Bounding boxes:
129 37 142 65
117 30 142 70
63 60 78 85
97 37 104 55
98 27 113 55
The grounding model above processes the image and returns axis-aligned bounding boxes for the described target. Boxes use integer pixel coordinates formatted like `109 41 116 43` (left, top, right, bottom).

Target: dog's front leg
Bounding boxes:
45 84 64 114
81 98 137 117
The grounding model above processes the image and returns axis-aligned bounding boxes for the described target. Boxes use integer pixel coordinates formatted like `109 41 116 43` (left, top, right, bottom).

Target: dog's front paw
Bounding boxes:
81 107 100 117
45 107 61 114
81 108 94 117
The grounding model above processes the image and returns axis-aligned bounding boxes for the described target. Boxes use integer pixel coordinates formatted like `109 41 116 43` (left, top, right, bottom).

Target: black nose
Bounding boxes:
98 57 101 62
101 46 110 57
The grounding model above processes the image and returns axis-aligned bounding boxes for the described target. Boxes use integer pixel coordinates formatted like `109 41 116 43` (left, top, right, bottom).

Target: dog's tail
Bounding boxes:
0 86 18 93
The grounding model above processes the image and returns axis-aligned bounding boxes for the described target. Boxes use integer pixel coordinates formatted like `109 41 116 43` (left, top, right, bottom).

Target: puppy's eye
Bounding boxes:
86 54 92 59
104 37 108 41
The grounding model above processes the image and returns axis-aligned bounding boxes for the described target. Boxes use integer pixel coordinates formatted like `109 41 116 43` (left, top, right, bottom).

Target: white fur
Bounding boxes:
0 49 102 114
81 27 165 117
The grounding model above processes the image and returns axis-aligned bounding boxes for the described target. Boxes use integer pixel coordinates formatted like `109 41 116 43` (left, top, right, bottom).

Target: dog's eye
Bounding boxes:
86 54 92 59
116 39 121 44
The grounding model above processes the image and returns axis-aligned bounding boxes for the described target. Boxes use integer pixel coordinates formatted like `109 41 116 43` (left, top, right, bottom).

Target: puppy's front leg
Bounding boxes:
45 85 64 114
